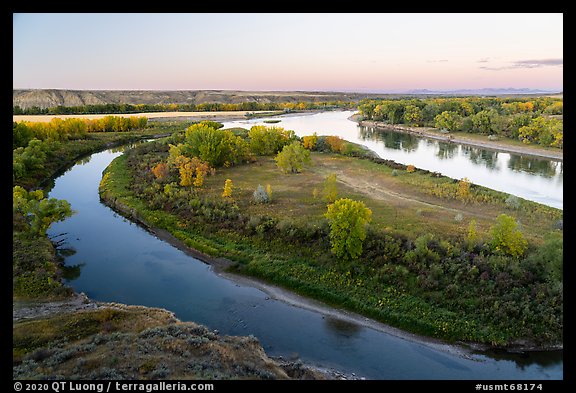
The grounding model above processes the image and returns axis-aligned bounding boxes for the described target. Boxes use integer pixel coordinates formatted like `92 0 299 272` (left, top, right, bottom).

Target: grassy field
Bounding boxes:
200 152 559 245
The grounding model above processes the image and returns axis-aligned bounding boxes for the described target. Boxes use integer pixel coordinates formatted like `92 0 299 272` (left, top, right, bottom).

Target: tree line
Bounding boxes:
13 116 148 149
358 96 563 148
13 100 355 115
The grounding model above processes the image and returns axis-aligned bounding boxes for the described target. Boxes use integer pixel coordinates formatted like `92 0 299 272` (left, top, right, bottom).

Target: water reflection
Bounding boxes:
358 125 561 180
358 125 562 191
474 349 563 371
61 262 85 281
324 316 362 338
76 155 92 166
435 141 458 160
359 126 419 151
463 146 500 171
508 155 562 178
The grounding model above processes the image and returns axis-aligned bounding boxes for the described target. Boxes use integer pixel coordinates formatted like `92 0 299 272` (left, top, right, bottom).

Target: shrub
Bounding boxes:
489 214 528 258
505 195 521 210
222 179 234 198
302 133 318 150
322 173 338 203
253 185 270 204
325 136 345 153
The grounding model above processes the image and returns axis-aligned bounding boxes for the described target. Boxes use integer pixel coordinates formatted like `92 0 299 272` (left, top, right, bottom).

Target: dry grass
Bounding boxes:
202 153 558 242
13 302 327 380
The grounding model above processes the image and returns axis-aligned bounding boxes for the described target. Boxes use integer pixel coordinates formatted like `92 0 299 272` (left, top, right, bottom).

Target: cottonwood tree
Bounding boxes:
324 198 372 260
489 214 527 258
274 142 311 173
13 186 73 236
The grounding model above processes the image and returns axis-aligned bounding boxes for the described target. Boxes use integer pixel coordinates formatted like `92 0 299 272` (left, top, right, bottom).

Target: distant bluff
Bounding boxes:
12 89 389 110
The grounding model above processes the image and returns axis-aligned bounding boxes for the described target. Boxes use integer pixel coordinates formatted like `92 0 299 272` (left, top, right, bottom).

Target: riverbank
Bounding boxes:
13 293 336 380
353 116 563 162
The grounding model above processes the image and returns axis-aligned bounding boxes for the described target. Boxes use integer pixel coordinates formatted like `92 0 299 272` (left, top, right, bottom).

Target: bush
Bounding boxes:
253 185 270 204
505 195 521 210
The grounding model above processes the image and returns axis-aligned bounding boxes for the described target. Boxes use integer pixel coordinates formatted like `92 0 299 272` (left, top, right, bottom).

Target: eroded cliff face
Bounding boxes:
13 89 380 110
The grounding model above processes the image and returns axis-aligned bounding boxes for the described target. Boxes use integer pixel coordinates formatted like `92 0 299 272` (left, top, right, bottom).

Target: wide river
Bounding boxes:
47 111 562 380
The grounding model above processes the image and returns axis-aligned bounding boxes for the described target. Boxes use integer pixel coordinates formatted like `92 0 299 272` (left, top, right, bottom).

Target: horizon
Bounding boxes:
12 87 563 94
13 13 563 92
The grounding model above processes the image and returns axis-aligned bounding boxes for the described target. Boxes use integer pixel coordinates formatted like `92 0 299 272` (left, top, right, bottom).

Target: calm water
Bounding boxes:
222 111 563 209
47 145 563 380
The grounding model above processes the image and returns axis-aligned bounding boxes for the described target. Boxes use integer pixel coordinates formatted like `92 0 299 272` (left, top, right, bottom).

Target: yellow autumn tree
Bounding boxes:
222 179 234 198
303 133 318 150
179 159 194 187
193 167 204 187
457 177 471 202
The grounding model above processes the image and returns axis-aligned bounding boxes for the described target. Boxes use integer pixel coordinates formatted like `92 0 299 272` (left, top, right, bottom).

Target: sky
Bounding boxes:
13 13 563 92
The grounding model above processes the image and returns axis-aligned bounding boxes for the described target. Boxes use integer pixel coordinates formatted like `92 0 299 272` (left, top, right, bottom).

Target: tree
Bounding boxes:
178 158 195 187
466 219 479 250
274 142 311 174
518 116 563 148
302 133 318 150
13 186 74 236
248 125 295 155
322 173 338 203
471 109 498 134
176 156 212 187
325 198 372 260
193 167 205 187
266 184 273 201
222 179 234 198
489 214 528 258
184 123 250 167
403 105 423 126
434 111 462 131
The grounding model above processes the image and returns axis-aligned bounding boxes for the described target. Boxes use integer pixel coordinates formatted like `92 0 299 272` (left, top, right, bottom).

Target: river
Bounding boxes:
46 130 562 380
222 110 563 210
